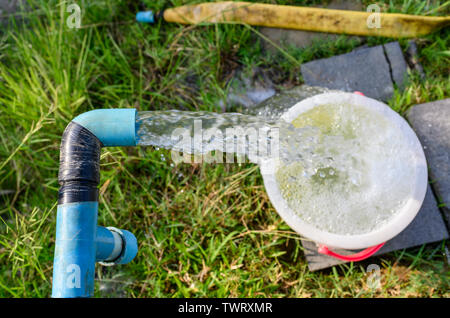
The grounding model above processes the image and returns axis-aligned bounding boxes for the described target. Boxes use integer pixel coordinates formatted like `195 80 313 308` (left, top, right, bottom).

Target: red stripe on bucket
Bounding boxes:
317 243 385 262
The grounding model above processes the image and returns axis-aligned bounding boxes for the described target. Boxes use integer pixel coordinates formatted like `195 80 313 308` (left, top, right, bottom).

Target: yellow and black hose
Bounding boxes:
137 1 449 38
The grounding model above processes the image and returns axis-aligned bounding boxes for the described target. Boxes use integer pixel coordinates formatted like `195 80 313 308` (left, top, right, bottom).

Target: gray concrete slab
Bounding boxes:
384 41 409 90
407 98 450 228
300 42 409 101
302 185 449 271
301 44 394 101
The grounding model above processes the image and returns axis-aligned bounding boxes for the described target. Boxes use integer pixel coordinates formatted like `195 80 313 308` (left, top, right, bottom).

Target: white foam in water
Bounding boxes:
275 103 416 235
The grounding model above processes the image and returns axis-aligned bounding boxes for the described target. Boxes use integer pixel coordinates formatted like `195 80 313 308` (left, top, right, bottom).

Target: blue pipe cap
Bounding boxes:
111 227 138 265
136 11 155 24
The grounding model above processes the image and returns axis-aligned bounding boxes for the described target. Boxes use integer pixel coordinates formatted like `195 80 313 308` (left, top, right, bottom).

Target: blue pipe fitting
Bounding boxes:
73 109 137 147
96 226 122 262
136 11 155 24
53 109 139 298
98 227 138 265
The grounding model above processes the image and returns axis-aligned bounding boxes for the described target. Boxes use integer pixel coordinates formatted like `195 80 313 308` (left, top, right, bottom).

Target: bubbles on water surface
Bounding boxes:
275 103 416 235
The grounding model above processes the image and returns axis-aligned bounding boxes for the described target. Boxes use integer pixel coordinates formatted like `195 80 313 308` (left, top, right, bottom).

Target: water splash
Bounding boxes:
275 103 416 235
135 109 335 172
135 91 417 236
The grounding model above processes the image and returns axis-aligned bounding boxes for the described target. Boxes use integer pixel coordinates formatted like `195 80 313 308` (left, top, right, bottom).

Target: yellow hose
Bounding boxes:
163 1 450 38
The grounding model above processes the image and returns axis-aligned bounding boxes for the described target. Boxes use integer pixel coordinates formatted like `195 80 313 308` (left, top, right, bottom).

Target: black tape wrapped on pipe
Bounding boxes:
58 121 102 204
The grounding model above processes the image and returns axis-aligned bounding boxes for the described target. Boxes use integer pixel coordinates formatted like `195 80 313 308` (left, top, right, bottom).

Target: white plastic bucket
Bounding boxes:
260 92 428 252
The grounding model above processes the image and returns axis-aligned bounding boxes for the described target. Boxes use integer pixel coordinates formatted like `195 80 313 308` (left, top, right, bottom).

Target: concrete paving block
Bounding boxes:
407 98 450 228
302 185 449 271
300 44 394 101
384 41 409 90
300 41 410 101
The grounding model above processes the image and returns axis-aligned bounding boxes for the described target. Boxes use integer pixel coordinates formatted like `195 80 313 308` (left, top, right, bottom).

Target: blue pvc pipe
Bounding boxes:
96 226 139 264
52 202 98 298
110 228 138 264
52 109 139 298
53 216 135 297
136 11 155 24
96 226 118 261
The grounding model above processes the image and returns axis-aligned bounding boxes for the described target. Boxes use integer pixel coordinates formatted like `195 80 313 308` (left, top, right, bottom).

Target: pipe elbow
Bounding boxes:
58 108 137 203
72 109 137 147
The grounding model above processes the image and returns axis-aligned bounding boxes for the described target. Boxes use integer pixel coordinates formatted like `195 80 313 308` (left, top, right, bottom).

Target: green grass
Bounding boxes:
0 0 449 298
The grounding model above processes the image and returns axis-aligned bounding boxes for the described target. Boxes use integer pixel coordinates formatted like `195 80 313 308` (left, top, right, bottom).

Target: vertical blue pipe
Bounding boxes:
52 202 98 298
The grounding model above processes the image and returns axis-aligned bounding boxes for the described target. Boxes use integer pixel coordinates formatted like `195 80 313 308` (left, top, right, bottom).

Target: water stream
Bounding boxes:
136 110 323 167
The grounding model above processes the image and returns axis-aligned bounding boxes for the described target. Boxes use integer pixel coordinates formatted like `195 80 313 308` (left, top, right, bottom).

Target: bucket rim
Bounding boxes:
260 92 428 250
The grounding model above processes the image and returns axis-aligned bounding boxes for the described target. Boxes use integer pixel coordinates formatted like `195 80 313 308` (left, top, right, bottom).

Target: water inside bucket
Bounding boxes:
275 103 416 235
